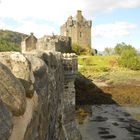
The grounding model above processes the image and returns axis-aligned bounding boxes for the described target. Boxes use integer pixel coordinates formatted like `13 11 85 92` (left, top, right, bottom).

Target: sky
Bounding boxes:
0 0 140 51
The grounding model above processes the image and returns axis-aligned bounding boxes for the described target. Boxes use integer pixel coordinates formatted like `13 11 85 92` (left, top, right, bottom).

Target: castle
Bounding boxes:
21 10 92 53
61 10 92 48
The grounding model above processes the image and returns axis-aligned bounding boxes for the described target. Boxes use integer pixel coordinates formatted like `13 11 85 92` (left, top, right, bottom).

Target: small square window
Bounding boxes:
80 32 83 38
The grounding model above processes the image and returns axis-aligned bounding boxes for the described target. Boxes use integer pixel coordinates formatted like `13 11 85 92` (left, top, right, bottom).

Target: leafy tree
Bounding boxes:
118 44 140 70
114 42 135 55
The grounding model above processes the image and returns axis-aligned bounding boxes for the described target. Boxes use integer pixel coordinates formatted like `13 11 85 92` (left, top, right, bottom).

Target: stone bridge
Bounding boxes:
0 34 81 140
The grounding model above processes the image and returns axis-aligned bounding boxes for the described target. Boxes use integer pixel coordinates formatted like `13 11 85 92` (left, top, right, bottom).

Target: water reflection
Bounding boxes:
77 105 140 140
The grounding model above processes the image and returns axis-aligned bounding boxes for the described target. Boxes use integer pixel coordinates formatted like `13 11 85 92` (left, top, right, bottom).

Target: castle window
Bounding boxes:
80 32 83 38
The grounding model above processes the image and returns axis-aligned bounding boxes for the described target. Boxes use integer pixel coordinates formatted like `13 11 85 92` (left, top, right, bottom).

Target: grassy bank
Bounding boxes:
78 55 140 86
76 55 140 106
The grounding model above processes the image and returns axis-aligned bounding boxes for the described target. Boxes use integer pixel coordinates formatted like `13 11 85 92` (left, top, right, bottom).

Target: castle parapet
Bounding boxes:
37 35 72 53
62 53 77 78
21 34 72 53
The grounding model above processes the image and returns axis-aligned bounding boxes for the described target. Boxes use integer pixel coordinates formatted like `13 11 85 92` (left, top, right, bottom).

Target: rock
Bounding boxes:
0 52 34 98
24 54 48 78
0 101 13 140
9 92 38 140
0 63 26 116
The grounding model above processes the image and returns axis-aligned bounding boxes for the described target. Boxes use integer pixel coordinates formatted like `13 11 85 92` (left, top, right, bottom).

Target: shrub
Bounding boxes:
119 48 140 70
72 43 93 55
0 39 20 52
114 42 135 55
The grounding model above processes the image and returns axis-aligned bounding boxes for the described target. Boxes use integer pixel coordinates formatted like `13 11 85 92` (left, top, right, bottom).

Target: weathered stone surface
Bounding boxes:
24 54 48 78
0 52 34 98
32 52 63 140
9 92 38 140
62 54 82 140
0 51 81 140
21 33 37 52
0 101 13 140
0 63 26 116
37 35 72 53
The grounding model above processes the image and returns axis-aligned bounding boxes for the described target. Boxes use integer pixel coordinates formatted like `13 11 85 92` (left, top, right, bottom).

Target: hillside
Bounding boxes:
0 29 27 51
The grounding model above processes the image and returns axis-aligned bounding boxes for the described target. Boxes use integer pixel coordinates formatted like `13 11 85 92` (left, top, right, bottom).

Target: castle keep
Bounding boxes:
61 10 92 48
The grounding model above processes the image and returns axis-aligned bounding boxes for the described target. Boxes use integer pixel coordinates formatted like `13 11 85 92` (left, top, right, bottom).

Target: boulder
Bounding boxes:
0 101 13 140
0 63 26 116
24 54 48 78
0 52 34 98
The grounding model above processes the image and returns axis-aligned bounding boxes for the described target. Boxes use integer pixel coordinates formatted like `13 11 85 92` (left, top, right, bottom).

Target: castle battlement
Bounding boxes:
62 53 77 78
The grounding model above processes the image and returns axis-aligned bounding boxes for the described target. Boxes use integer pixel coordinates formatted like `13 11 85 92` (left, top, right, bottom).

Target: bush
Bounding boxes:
0 39 20 52
114 42 135 55
119 48 140 70
72 43 93 55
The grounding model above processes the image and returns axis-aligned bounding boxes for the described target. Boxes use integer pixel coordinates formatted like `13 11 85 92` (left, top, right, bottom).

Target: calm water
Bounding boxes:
77 105 140 140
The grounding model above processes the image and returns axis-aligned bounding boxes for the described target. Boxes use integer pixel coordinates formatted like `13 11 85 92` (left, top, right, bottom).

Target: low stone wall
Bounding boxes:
37 35 72 53
0 51 81 140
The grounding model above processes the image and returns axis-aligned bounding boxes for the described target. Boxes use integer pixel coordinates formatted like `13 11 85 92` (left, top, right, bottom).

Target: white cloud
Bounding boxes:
93 22 136 38
0 0 139 38
15 20 57 38
83 0 140 12
0 0 85 23
0 0 140 22
0 19 57 37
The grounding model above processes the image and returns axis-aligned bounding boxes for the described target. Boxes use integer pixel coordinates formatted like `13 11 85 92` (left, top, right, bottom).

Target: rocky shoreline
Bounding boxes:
75 74 140 106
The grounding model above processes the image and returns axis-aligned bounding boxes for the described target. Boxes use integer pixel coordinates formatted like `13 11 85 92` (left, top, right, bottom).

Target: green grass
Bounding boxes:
78 55 140 85
78 55 118 76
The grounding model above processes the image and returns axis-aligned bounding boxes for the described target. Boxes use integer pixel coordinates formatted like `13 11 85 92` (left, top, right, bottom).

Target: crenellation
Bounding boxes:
62 53 78 77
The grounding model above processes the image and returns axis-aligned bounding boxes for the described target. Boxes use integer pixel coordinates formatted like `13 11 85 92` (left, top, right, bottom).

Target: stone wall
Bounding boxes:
37 35 72 53
21 33 37 52
0 51 81 140
21 34 72 53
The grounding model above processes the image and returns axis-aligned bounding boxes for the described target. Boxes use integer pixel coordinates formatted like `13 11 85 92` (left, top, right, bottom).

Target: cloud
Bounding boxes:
15 20 57 37
0 0 139 37
83 0 140 12
0 0 85 23
0 0 140 22
93 22 136 38
0 18 57 37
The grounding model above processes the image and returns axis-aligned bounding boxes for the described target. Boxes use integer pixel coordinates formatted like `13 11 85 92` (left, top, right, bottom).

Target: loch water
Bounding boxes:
77 105 140 140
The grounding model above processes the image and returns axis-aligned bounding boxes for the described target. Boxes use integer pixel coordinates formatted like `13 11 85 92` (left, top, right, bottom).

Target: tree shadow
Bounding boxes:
75 73 117 105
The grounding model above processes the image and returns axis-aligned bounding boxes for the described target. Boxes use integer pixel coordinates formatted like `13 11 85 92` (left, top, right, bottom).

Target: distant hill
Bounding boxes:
0 29 28 52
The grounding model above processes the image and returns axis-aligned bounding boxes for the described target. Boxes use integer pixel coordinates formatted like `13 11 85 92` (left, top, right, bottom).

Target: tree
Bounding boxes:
117 43 140 70
114 42 135 55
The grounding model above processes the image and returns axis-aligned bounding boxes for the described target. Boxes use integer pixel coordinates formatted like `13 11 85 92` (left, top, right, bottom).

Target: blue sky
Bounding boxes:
0 0 140 51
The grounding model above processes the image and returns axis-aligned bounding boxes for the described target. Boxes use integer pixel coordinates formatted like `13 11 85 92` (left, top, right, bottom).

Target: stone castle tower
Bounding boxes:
60 10 92 48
